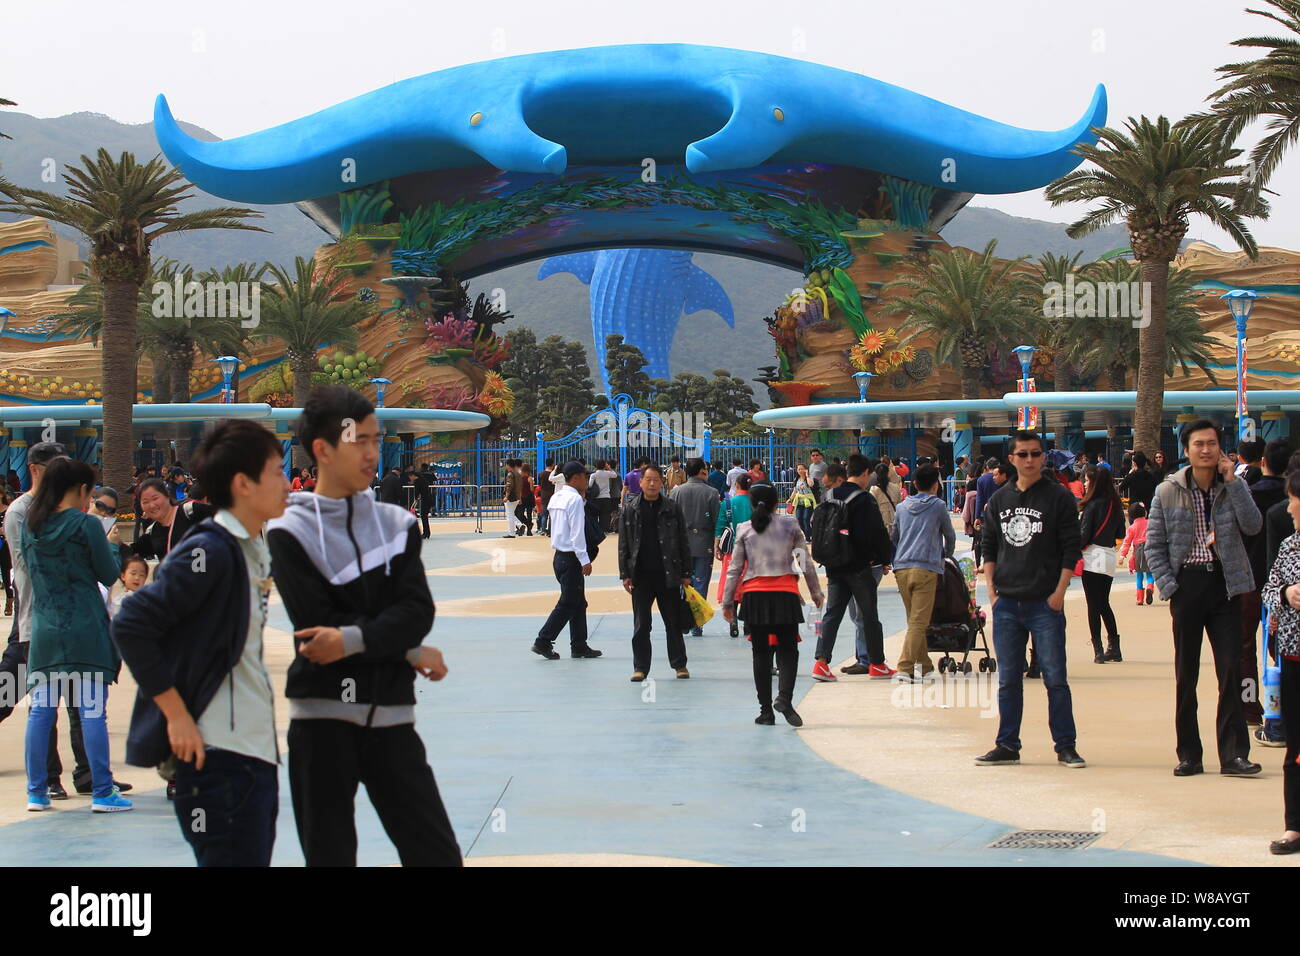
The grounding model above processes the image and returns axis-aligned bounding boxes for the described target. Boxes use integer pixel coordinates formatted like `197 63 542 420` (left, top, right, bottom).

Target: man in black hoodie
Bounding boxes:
977 431 1085 769
811 455 895 681
267 386 461 867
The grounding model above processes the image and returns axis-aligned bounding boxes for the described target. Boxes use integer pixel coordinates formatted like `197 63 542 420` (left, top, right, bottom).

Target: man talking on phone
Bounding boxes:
1147 418 1263 778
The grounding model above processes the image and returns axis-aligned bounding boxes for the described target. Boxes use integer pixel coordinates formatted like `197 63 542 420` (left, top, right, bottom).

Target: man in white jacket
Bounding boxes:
533 462 603 661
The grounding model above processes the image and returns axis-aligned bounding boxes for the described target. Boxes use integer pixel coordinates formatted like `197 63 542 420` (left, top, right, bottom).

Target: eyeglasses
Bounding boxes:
1012 450 1044 459
93 500 117 514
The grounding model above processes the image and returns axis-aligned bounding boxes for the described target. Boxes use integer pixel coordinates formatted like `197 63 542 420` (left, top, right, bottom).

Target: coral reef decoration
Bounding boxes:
477 370 515 418
769 381 827 406
825 267 872 338
890 370 910 390
424 382 481 412
424 314 477 354
471 333 510 370
765 309 800 379
356 287 378 304
849 327 904 374
903 347 933 381
319 349 383 387
387 176 858 277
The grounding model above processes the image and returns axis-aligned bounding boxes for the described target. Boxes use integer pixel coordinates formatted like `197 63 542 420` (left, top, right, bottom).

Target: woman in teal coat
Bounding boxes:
714 473 755 635
20 457 130 812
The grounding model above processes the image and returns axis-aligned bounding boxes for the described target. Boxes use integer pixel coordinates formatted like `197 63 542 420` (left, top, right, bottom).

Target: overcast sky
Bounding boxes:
3 0 1293 250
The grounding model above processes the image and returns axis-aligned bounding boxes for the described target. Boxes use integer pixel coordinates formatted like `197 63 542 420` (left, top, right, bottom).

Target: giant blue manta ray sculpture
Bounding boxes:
153 44 1106 205
538 249 734 398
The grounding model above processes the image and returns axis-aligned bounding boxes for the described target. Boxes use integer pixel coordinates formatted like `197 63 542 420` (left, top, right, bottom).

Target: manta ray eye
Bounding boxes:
469 111 483 126
772 108 785 122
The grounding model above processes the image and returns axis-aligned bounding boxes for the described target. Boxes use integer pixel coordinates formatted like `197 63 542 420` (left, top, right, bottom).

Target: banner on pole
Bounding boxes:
1017 378 1039 430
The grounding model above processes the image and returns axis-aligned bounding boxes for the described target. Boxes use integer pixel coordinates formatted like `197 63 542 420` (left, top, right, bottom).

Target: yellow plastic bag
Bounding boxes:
683 585 715 627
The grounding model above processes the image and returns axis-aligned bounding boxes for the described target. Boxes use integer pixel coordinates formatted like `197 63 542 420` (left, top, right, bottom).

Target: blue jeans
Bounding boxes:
174 748 279 867
992 597 1077 753
689 555 713 627
26 677 112 799
794 505 813 539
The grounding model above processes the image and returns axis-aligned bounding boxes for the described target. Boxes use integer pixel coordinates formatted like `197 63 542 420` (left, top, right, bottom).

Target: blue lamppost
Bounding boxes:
852 370 875 403
1011 345 1036 429
370 377 392 408
213 355 240 404
1221 290 1260 442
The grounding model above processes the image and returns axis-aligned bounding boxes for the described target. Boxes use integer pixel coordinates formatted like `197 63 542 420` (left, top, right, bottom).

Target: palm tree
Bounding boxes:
885 240 1041 399
46 261 178 403
1192 0 1300 196
260 256 371 406
0 149 263 492
196 262 269 402
1029 251 1096 392
1044 116 1263 455
1061 262 1220 423
1 97 16 140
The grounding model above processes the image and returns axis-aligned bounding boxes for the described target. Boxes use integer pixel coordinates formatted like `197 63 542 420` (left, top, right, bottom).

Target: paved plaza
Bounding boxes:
0 516 1287 867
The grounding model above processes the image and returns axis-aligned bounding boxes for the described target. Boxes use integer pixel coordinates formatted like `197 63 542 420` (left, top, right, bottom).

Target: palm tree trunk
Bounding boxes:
1105 363 1127 430
150 351 173 405
1055 357 1076 393
959 365 983 401
1133 259 1170 456
100 279 140 494
169 342 194 404
290 350 315 468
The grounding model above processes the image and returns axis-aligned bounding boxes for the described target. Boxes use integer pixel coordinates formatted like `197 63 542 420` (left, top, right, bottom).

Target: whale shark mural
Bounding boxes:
538 249 734 398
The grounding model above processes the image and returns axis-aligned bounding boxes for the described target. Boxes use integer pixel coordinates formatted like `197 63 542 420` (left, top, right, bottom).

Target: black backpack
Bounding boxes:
809 488 864 568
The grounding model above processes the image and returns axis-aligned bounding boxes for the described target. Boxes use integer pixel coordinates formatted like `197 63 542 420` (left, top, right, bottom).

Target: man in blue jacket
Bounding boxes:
892 464 956 680
114 421 290 866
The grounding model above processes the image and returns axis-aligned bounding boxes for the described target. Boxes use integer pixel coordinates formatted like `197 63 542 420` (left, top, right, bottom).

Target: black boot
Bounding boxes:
1092 637 1107 664
1104 635 1122 662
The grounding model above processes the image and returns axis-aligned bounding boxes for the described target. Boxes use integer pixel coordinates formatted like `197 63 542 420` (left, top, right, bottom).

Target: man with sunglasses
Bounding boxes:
976 431 1085 769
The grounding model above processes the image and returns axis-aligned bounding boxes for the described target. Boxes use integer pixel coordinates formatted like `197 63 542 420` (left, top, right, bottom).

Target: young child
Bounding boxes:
107 555 149 617
1119 501 1152 605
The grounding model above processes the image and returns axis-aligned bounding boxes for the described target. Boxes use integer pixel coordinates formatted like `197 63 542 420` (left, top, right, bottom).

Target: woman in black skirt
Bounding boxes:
721 483 824 726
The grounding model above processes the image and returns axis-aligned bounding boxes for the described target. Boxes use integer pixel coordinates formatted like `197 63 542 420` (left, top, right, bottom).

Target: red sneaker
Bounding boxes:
868 663 897 679
1135 591 1145 606
811 660 837 682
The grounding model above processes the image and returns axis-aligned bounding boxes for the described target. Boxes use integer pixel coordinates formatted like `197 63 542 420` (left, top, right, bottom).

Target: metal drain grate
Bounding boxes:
987 829 1100 850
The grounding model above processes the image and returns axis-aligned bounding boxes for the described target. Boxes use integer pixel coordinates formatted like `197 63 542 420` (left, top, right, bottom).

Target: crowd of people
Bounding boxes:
7 400 1300 862
0 386 460 867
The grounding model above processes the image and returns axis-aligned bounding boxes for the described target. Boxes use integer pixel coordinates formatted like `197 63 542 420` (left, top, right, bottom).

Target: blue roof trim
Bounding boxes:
155 43 1105 204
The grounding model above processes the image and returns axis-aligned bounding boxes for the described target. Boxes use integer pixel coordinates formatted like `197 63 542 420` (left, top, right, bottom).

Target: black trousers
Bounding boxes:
1240 590 1264 724
288 719 462 867
1170 565 1250 767
597 498 616 533
631 575 686 672
1080 570 1118 643
0 637 83 784
752 623 799 708
419 500 432 538
538 551 588 649
1283 657 1300 832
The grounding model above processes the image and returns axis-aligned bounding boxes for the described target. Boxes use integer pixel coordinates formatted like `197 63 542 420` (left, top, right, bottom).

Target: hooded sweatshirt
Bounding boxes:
266 490 433 726
890 492 956 575
980 476 1083 601
19 507 121 682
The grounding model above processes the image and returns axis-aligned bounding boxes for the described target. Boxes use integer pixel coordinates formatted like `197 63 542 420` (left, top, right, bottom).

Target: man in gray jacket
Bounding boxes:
891 464 956 680
1147 418 1262 778
669 458 719 636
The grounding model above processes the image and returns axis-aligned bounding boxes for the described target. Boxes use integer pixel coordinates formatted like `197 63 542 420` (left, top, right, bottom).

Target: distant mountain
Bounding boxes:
0 111 1201 408
0 111 327 269
941 204 1201 260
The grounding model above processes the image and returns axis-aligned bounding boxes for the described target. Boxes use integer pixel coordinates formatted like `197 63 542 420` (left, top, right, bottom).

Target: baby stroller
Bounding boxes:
926 556 995 674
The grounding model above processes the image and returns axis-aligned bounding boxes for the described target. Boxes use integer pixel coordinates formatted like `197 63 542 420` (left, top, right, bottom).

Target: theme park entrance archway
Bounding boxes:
153 42 1106 468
